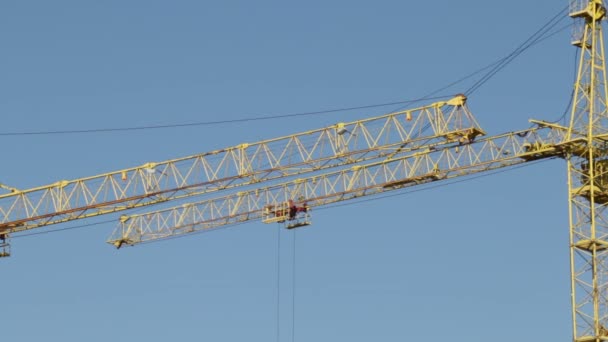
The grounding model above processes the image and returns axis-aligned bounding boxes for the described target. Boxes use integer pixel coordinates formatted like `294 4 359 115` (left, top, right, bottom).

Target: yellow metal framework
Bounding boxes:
0 96 480 234
0 3 606 342
568 1 608 341
108 125 568 247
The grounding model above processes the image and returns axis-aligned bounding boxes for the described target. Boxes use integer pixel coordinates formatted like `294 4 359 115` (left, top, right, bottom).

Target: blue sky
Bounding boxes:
1 1 576 341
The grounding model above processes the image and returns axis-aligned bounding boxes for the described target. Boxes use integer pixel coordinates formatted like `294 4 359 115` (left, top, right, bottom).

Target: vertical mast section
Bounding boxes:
568 1 608 341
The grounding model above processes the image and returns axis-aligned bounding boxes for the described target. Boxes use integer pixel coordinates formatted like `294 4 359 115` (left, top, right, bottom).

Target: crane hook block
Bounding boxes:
262 200 311 229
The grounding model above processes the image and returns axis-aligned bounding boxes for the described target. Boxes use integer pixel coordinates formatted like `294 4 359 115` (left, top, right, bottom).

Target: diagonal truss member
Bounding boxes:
0 95 481 234
109 124 570 247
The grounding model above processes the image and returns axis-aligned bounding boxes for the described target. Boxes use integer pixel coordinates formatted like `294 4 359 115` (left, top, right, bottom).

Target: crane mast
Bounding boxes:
568 1 608 340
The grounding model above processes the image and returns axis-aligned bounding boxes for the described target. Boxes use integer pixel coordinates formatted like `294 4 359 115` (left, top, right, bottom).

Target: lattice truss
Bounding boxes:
109 125 569 246
569 15 608 138
568 0 608 340
0 96 482 233
0 2 607 342
569 154 608 338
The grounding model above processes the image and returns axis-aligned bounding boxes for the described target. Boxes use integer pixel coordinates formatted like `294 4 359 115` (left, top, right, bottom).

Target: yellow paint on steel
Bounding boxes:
2 7 606 342
567 1 608 341
0 96 481 234
108 125 569 246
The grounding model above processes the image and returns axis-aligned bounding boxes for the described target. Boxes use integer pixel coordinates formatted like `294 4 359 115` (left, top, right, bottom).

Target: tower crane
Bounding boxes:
1 1 608 341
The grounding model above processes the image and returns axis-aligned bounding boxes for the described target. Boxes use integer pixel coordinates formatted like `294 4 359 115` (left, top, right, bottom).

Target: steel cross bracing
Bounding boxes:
2 3 607 342
108 124 570 247
568 1 608 341
0 95 481 234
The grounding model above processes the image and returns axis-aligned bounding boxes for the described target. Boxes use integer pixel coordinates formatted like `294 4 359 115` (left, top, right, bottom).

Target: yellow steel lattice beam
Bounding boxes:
0 96 482 234
108 125 569 247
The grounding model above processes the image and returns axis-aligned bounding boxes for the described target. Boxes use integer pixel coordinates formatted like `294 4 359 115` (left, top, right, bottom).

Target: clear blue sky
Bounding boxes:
1 1 576 341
